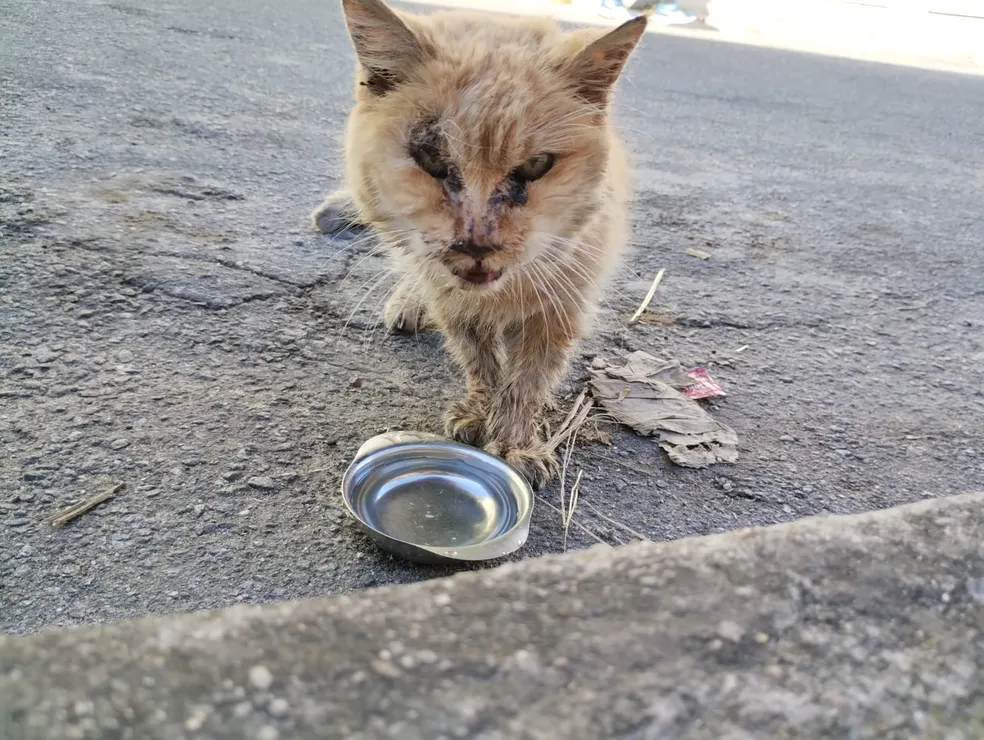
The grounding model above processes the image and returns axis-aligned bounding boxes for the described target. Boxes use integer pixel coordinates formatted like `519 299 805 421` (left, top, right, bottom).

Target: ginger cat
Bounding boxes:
313 0 646 488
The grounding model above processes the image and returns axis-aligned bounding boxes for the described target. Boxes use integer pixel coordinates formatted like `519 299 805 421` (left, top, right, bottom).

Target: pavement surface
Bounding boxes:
1 0 982 634
4 493 983 739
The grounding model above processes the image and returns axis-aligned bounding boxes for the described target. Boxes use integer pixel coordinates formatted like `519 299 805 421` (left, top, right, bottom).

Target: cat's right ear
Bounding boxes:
341 0 425 96
568 16 647 107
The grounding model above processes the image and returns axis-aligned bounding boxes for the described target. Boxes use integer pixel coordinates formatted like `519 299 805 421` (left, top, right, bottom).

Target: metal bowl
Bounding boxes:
341 435 534 565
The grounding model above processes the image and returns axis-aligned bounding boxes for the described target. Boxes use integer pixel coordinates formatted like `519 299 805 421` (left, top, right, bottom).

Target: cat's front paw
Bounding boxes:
485 440 559 491
444 398 487 447
384 289 431 334
311 189 364 236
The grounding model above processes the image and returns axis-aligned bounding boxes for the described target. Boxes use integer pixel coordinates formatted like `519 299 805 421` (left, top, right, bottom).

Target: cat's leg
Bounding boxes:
383 275 433 334
484 313 576 489
310 188 365 235
439 318 503 447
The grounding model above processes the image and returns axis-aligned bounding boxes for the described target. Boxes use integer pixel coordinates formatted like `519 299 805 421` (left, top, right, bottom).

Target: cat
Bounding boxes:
313 0 646 488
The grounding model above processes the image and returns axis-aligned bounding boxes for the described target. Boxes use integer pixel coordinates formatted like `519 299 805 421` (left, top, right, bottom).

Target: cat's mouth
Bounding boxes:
453 262 504 286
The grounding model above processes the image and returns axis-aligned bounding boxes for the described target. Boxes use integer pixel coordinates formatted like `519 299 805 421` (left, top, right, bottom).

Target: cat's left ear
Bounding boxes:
341 0 425 96
568 16 647 107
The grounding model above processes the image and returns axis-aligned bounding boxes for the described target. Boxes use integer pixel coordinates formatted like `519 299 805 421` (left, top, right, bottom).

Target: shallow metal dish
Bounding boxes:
341 437 534 565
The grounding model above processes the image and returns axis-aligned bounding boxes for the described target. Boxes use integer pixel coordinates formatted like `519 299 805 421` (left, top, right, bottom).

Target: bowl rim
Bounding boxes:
340 440 534 561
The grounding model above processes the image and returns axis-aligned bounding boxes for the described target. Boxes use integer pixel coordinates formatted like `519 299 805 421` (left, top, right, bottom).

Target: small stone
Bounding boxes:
779 435 795 443
23 470 47 481
268 698 290 717
198 522 232 536
247 476 277 491
349 377 363 389
754 632 770 644
116 349 134 363
434 592 451 607
399 654 417 669
717 620 744 643
109 438 130 450
257 727 280 740
34 347 59 364
965 578 984 604
184 709 208 732
765 664 784 679
6 518 30 528
590 357 607 370
248 665 274 691
371 659 402 678
193 504 206 518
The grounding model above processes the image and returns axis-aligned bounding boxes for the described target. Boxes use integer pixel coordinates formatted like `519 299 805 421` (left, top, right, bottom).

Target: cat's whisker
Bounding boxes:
342 266 396 334
360 257 420 350
362 279 402 351
334 234 412 289
523 263 556 352
312 231 382 274
526 261 576 341
534 259 587 315
553 257 635 310
312 225 413 279
539 269 588 335
511 272 528 347
534 244 630 316
404 270 430 339
538 109 602 136
333 246 392 295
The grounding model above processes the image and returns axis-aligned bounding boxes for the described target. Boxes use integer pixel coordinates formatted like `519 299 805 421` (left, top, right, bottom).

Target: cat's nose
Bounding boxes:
450 238 496 260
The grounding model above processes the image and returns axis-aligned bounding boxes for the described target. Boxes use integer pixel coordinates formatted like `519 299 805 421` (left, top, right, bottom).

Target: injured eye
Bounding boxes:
512 153 555 182
410 140 450 180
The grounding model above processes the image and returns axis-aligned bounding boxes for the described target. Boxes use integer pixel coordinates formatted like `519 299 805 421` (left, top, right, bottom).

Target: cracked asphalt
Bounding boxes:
1 0 982 634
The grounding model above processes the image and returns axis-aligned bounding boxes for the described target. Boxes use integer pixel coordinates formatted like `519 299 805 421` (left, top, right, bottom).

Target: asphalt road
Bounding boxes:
1 0 982 634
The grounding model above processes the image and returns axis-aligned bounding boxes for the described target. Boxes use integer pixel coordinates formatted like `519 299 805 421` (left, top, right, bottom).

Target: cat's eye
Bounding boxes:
513 153 555 182
412 143 450 180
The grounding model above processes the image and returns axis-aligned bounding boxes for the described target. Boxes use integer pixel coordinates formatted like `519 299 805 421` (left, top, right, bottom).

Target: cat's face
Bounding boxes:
340 1 645 293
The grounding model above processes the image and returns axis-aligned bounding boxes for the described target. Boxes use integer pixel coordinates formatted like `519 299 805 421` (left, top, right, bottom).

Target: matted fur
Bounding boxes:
313 0 646 487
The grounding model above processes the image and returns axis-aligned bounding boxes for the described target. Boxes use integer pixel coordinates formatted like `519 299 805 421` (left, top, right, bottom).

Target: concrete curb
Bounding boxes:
408 0 984 71
3 492 983 738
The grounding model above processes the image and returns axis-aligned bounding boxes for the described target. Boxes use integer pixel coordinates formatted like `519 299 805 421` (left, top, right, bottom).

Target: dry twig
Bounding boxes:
561 470 584 553
628 268 666 324
47 483 123 527
538 498 610 548
582 501 650 543
546 393 594 454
